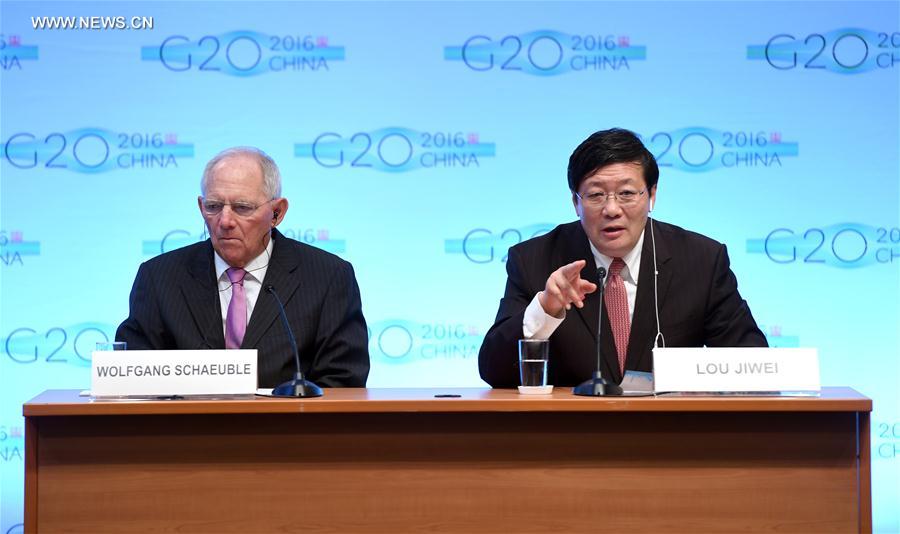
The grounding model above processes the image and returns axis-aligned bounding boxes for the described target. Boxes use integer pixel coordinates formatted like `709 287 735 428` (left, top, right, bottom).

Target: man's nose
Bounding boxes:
218 206 238 227
602 198 624 216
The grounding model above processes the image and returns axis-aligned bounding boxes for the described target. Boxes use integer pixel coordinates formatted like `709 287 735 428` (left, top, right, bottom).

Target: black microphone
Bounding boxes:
593 266 606 374
265 285 322 398
573 265 623 396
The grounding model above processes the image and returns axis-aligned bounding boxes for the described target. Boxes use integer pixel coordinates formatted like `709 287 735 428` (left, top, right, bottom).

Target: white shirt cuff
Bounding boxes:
523 292 565 339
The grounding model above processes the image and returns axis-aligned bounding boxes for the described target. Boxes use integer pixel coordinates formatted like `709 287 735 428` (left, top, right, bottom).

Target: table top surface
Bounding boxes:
23 387 871 417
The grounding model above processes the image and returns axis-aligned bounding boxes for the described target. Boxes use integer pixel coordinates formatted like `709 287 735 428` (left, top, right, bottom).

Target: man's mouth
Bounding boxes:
601 226 625 238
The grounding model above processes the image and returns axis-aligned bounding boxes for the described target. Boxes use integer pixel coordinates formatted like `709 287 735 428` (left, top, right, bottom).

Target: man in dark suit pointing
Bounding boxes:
478 128 766 388
117 147 369 388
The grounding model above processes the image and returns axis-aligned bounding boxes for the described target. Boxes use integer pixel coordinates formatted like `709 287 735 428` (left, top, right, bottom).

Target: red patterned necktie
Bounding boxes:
605 258 631 374
225 268 247 349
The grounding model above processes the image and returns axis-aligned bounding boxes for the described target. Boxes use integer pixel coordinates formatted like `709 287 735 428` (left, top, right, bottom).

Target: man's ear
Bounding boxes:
271 198 289 226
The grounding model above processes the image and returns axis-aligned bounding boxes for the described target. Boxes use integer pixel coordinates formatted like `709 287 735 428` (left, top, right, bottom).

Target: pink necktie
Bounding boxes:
225 268 247 349
605 258 631 374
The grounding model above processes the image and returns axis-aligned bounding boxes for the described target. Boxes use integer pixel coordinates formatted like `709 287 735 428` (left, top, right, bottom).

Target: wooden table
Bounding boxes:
24 387 871 533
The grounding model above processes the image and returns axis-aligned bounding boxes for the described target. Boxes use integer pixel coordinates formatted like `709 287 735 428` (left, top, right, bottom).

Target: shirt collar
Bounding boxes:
588 230 644 286
214 237 274 284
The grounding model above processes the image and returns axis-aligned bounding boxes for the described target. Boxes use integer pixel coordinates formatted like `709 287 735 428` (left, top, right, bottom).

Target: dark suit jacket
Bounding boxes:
478 220 766 388
116 230 369 388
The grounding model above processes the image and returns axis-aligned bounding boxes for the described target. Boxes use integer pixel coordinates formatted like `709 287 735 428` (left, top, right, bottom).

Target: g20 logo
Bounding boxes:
295 128 495 173
3 129 193 173
368 319 482 363
445 224 553 264
142 31 344 76
748 28 899 73
445 30 646 76
747 223 900 268
3 323 115 365
639 128 798 173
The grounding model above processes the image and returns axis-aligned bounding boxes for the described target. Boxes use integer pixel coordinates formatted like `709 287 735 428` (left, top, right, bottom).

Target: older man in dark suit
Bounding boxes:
478 128 766 388
117 147 369 388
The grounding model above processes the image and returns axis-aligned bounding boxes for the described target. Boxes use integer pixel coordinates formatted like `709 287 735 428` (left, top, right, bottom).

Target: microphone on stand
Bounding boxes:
573 266 623 396
266 285 322 398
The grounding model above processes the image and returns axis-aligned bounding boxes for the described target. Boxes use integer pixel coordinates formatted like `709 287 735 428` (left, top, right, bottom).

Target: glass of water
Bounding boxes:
518 339 550 392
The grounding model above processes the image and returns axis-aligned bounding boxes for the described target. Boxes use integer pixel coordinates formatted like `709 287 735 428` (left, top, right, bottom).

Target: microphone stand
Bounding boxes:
573 266 622 396
266 286 323 398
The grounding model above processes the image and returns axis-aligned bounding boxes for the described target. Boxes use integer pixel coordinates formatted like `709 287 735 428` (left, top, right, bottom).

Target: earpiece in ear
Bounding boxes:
273 210 280 220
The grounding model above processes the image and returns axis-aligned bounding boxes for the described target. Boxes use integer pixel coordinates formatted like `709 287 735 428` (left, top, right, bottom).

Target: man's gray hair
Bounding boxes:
200 147 282 199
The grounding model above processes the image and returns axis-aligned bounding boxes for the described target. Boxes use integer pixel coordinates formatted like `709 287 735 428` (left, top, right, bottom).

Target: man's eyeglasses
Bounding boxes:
201 199 272 217
575 189 646 207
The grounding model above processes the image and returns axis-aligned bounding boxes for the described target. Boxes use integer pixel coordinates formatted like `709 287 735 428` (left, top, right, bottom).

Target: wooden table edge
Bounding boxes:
23 387 872 417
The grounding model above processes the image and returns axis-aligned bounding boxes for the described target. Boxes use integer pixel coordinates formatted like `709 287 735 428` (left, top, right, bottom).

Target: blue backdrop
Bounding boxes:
1 1 898 531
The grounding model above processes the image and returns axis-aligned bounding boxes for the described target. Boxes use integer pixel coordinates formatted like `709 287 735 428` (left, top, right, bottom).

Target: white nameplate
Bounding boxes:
652 347 820 393
91 349 257 396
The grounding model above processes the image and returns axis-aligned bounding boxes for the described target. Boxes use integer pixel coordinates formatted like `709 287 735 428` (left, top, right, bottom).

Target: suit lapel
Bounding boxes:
242 230 302 349
182 241 225 348
626 219 672 371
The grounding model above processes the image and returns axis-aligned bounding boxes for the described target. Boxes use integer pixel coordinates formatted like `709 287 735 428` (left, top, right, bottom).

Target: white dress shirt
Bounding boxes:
524 230 644 339
214 238 274 339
